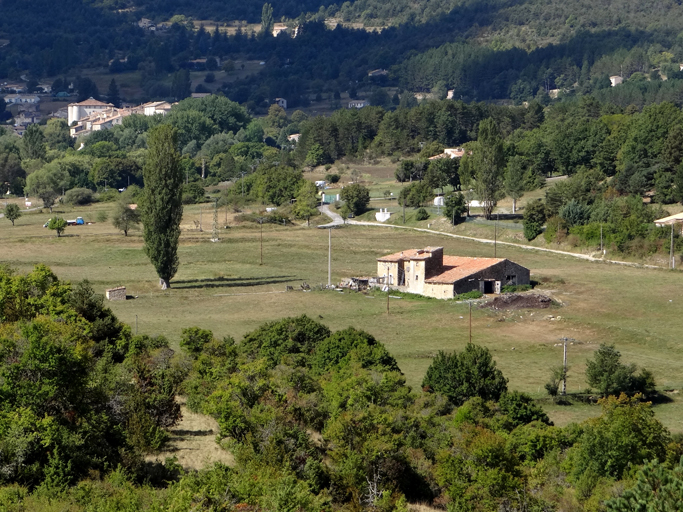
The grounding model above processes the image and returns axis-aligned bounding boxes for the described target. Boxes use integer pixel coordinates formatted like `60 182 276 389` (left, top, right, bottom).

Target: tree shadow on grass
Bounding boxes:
172 275 296 289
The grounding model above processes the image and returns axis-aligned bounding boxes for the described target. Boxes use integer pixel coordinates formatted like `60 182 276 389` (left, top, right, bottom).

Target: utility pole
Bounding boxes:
201 158 206 180
561 338 568 396
211 199 219 242
199 207 203 232
494 213 498 258
387 287 390 314
670 224 675 269
259 218 264 265
469 301 472 344
328 228 331 287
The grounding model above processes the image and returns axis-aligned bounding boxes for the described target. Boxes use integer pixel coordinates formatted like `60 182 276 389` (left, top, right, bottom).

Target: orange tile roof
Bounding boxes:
425 256 505 284
71 98 113 107
377 247 443 262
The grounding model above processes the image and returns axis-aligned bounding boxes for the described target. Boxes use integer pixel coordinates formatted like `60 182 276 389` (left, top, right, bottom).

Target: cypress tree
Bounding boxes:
141 125 183 289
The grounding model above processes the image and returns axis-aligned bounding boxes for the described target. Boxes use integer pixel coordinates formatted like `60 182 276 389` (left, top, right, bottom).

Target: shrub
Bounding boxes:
340 183 370 215
422 344 508 405
97 189 119 202
524 221 543 241
585 344 656 397
568 394 669 481
311 327 400 374
180 327 214 357
325 173 340 183
456 290 484 300
182 193 197 205
498 391 551 427
183 182 206 203
64 188 94 205
415 207 429 221
523 199 547 241
501 284 532 293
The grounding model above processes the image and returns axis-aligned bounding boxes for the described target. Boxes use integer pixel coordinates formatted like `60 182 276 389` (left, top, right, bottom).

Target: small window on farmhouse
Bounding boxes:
415 275 418 280
505 275 517 286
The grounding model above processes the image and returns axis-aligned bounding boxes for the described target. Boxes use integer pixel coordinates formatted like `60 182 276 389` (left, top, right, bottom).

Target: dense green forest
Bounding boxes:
6 1 683 106
0 265 681 511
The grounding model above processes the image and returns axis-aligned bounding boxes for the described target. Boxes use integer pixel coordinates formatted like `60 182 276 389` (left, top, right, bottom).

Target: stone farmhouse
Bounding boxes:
377 247 530 299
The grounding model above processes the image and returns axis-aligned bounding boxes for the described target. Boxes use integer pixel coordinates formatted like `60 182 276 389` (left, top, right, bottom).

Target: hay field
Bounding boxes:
2 201 683 431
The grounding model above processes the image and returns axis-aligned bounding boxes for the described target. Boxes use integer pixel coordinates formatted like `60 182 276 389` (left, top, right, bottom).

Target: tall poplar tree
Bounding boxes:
142 125 183 289
472 118 505 219
260 3 274 36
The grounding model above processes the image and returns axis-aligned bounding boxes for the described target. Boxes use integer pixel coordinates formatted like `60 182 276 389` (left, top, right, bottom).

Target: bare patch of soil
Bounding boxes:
482 293 554 310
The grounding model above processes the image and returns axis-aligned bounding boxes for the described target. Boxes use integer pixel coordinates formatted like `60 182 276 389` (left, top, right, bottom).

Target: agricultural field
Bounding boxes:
2 198 683 432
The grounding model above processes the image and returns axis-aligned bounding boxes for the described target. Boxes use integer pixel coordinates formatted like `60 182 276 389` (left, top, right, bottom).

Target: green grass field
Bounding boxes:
3 200 683 431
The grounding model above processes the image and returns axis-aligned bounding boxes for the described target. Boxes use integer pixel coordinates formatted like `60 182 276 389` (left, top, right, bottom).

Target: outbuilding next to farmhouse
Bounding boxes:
377 247 530 299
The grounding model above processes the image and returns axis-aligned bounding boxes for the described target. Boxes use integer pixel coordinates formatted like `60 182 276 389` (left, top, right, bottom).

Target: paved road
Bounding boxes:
317 204 345 228
318 208 663 270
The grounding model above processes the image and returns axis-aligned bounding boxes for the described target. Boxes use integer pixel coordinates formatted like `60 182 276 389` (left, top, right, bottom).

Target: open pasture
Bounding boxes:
2 202 683 430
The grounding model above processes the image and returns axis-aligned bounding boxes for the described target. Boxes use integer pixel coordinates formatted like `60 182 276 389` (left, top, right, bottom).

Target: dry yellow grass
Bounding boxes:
146 398 234 471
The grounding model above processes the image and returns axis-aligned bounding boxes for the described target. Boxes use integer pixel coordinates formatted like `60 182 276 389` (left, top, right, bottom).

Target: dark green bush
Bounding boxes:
456 290 484 300
422 344 508 405
415 207 429 220
64 187 94 205
501 284 532 293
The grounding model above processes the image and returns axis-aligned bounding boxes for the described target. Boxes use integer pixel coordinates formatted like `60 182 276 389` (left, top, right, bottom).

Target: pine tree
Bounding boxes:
141 126 183 289
107 79 121 108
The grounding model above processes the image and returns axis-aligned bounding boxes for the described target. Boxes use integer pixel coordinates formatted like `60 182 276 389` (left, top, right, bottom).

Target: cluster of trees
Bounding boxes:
7 90 683 256
0 272 676 510
0 265 186 494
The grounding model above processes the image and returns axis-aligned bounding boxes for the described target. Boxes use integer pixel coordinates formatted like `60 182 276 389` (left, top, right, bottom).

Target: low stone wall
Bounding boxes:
105 286 126 301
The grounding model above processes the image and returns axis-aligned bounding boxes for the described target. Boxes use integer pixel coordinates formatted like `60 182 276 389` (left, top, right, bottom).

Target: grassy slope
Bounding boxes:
2 199 683 431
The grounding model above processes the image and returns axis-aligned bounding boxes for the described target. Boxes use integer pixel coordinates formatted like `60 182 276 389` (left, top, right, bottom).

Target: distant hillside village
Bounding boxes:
67 98 174 137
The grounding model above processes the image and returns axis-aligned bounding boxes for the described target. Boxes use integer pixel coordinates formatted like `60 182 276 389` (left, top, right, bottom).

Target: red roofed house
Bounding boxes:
377 247 529 299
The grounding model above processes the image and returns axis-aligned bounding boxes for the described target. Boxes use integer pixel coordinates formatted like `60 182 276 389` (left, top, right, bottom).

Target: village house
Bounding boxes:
14 112 42 127
429 147 466 160
348 99 369 109
3 94 40 105
272 23 288 37
67 98 113 126
368 69 388 78
69 108 130 137
274 97 287 109
610 75 623 87
138 101 173 116
68 100 173 137
377 247 530 299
